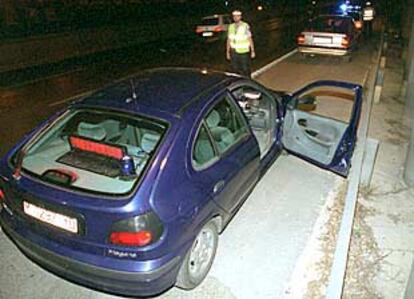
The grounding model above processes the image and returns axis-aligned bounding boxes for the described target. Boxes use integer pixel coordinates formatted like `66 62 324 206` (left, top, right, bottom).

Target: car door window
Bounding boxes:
193 124 217 168
231 85 277 157
205 95 249 154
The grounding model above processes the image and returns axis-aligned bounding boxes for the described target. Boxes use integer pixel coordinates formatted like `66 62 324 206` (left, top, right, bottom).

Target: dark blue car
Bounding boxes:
0 68 362 296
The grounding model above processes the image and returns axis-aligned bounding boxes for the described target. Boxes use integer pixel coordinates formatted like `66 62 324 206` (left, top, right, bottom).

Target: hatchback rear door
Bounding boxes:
282 80 363 176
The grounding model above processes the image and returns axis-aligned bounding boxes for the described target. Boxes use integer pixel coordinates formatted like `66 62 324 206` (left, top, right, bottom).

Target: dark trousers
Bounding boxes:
364 21 373 38
230 51 251 78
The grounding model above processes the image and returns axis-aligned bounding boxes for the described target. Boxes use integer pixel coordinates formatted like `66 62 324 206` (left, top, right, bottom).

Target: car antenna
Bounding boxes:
126 79 139 110
130 79 138 100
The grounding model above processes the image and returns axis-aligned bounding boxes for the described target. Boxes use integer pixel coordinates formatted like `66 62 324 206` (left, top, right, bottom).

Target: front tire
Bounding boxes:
176 221 219 290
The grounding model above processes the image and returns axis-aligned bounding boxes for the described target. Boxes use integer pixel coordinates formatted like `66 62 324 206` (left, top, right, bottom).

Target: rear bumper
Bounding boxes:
0 210 181 297
298 46 350 56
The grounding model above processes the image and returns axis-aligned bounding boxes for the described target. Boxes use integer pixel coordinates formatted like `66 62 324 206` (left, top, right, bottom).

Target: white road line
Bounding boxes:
252 49 298 78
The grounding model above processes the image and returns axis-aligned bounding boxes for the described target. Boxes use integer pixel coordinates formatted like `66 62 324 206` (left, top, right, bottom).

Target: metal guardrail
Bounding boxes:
325 29 386 299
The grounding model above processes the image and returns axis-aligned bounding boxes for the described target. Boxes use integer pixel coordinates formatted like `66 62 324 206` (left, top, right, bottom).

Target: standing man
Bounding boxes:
363 1 375 37
226 10 256 77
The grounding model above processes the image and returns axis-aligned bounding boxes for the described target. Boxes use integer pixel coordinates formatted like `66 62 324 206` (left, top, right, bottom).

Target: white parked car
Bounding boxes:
195 14 231 39
297 15 361 61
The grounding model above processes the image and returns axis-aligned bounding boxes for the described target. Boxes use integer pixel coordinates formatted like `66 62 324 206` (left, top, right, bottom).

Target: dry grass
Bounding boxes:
303 183 347 299
342 196 384 299
301 187 385 299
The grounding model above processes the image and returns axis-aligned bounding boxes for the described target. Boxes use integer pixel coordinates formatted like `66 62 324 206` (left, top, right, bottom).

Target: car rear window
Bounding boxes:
310 17 351 33
201 17 219 26
348 11 362 21
19 109 167 196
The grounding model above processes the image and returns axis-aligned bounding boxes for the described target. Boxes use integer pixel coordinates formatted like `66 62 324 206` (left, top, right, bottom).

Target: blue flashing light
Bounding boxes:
340 3 348 12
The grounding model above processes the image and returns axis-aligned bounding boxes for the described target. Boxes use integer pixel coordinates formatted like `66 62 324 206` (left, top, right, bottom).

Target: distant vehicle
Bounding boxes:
297 15 361 61
0 68 362 297
195 14 231 39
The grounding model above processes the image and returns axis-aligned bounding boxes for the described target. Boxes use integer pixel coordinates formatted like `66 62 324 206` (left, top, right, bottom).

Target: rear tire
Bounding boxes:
342 55 352 63
176 221 219 290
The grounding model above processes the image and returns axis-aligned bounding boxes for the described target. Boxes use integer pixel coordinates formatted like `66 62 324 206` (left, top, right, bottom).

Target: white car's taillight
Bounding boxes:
297 34 305 45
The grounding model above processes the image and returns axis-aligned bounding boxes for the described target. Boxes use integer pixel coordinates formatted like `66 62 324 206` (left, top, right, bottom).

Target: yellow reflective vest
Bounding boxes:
228 22 251 54
363 7 374 21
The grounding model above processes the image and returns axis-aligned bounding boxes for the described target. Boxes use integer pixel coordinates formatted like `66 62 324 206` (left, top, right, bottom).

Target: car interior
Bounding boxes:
205 109 235 152
21 111 164 194
193 126 216 167
232 87 276 158
193 95 253 168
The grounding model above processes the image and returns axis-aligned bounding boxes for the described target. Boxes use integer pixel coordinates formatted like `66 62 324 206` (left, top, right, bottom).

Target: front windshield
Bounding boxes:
20 109 167 196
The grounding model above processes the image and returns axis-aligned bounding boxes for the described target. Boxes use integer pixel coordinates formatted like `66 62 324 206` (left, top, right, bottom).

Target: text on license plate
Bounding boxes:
314 37 332 44
23 201 78 234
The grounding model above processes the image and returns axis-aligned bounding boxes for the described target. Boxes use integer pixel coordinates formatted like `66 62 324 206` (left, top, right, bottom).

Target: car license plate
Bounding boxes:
314 37 332 44
23 201 78 234
202 32 213 37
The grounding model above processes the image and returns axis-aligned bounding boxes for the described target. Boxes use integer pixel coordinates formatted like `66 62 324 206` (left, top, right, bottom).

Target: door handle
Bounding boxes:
305 129 318 137
298 119 307 127
213 180 225 194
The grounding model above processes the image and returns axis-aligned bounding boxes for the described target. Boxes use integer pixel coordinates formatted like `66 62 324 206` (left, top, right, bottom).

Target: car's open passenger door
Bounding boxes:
282 80 363 177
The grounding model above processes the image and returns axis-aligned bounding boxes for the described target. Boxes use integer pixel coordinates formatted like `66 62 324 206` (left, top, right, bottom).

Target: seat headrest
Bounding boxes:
77 122 107 141
141 132 160 153
206 110 220 128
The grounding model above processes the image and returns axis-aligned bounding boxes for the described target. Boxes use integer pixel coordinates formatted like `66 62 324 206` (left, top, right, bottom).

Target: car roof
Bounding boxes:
203 14 228 19
317 14 354 20
75 68 239 117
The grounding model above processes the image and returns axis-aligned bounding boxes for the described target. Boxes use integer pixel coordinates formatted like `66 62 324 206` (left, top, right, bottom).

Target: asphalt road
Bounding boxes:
0 36 377 298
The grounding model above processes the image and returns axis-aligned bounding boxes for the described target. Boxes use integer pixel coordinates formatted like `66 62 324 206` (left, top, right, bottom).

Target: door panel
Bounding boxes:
283 109 348 165
282 80 362 176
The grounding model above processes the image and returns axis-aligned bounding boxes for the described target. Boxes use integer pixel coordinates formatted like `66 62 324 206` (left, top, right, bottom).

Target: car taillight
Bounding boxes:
110 231 153 247
109 211 163 247
297 34 305 45
213 26 224 32
341 36 350 47
355 21 363 29
196 27 203 34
